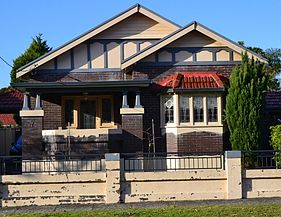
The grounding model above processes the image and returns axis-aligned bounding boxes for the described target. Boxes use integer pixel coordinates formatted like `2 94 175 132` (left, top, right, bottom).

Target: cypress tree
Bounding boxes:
10 33 51 83
226 53 268 150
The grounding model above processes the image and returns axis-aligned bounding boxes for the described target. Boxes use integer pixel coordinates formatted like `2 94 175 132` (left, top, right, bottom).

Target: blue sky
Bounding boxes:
0 0 280 88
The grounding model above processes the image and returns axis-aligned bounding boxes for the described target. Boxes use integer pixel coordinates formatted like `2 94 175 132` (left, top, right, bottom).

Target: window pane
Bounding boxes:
193 97 203 122
208 96 218 122
102 98 112 124
179 96 190 123
164 96 174 124
80 100 96 129
64 99 74 127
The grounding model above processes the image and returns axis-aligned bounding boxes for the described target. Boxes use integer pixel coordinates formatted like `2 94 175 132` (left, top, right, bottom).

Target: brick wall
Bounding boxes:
133 65 234 82
26 71 123 83
22 116 43 156
121 114 143 153
177 131 223 153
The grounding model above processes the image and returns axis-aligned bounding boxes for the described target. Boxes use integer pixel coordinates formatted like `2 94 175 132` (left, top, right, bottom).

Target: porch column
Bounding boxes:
122 91 129 108
22 93 30 110
134 91 143 108
20 95 44 157
35 94 42 110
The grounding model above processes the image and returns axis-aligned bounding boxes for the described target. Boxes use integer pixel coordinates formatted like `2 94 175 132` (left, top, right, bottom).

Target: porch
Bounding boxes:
16 79 150 156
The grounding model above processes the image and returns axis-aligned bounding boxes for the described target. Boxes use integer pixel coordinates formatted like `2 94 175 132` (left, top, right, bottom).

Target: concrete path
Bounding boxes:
1 198 281 215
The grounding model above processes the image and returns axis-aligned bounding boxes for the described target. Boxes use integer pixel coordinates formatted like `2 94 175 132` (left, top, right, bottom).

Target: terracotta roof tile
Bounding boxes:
159 72 225 89
0 114 17 126
0 88 23 113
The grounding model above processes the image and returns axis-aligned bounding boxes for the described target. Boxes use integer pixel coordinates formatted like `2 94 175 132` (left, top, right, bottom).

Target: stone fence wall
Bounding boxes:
1 151 281 207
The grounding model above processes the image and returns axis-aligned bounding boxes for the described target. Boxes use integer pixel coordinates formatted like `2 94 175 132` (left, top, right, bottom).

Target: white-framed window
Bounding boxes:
161 94 221 126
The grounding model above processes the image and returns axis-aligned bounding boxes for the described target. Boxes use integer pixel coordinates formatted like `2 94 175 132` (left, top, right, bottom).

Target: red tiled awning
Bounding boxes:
159 72 225 89
0 114 17 126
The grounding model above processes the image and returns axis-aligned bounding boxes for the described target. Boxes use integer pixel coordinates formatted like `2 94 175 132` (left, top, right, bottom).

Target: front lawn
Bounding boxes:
2 204 281 217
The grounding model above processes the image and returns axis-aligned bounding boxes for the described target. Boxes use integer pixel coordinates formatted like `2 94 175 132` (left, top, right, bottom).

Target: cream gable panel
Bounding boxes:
73 44 88 69
233 52 242 61
57 51 71 69
94 13 175 39
124 42 137 60
167 30 225 48
107 42 121 68
91 42 104 68
175 51 193 62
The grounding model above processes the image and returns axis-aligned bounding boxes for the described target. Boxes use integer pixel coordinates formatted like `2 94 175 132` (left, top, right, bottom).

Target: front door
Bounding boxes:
80 100 96 129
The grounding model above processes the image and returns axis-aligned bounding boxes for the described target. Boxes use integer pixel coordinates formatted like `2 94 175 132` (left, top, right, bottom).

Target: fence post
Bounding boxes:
105 153 121 204
225 151 242 199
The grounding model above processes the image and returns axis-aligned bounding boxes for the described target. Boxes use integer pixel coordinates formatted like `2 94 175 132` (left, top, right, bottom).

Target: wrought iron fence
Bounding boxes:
121 152 224 172
242 150 281 169
0 154 105 175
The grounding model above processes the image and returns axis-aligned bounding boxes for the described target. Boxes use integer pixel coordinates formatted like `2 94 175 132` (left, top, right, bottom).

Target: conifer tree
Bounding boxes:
10 34 51 83
226 53 268 150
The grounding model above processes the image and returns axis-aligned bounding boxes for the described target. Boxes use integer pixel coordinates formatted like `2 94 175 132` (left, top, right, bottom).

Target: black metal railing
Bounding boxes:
121 152 224 172
242 150 281 169
0 154 105 175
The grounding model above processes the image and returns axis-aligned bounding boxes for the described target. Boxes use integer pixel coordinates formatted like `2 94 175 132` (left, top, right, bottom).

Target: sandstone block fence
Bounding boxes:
1 151 281 207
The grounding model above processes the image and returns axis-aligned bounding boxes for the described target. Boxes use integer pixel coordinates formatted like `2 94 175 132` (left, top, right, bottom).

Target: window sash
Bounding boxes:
193 96 204 123
179 96 190 123
207 96 218 122
164 96 174 124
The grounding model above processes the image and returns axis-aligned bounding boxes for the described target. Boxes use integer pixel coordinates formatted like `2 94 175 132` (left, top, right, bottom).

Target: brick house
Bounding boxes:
12 4 266 157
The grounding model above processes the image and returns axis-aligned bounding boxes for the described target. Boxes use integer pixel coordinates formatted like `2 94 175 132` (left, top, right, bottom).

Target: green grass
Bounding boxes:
2 204 281 217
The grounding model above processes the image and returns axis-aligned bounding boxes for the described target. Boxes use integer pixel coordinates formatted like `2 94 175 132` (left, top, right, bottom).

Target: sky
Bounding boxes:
0 0 280 88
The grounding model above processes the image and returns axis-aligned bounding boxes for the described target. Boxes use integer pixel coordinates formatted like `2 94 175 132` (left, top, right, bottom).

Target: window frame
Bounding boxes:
61 95 115 129
161 94 222 127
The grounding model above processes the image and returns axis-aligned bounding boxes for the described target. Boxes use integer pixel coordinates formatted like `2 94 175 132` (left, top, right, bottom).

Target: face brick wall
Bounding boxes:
177 132 223 153
121 114 143 153
22 116 43 156
26 71 124 83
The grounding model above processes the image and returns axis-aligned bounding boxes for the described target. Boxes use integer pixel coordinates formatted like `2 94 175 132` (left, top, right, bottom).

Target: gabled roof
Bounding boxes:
121 21 268 69
16 4 180 78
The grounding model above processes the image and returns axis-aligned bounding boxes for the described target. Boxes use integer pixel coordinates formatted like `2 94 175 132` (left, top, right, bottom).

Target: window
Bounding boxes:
193 96 203 122
64 99 74 127
161 94 220 126
179 96 190 123
62 96 114 129
207 96 218 122
101 98 112 124
80 100 96 129
163 96 174 124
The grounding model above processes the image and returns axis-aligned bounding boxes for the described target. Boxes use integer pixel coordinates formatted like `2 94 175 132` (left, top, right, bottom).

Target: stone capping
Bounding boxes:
20 110 44 117
120 108 144 115
225 150 241 158
105 153 120 161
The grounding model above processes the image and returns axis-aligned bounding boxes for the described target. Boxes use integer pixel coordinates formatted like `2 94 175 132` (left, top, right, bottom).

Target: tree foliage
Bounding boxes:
270 125 281 150
238 41 281 89
10 34 51 83
226 53 268 150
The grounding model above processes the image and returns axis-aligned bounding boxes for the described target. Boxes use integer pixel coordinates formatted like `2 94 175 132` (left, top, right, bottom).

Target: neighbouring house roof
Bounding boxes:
0 88 23 113
0 114 17 126
16 4 180 78
121 21 268 69
159 72 225 91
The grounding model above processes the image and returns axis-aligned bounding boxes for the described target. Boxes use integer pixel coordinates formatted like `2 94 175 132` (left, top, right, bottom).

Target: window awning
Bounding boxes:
158 72 225 91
